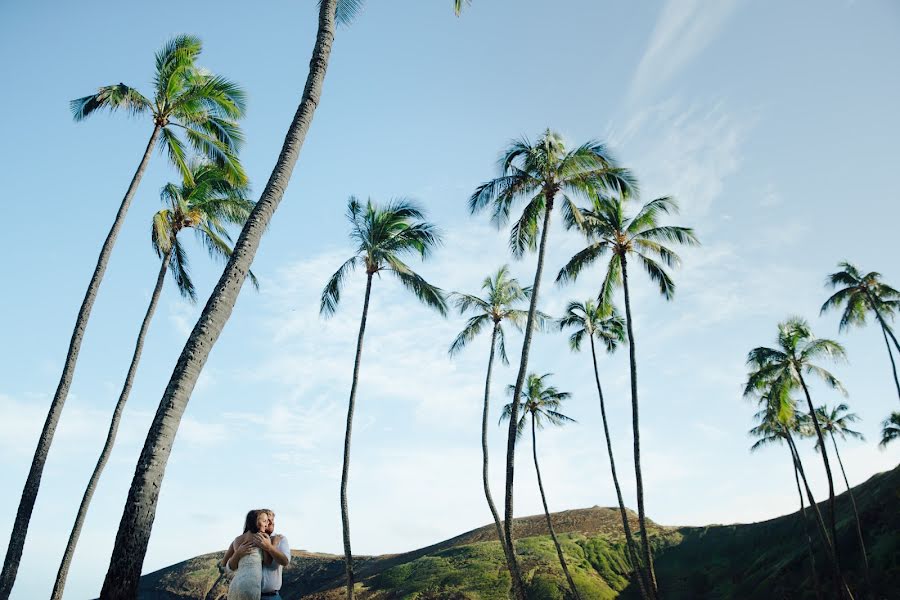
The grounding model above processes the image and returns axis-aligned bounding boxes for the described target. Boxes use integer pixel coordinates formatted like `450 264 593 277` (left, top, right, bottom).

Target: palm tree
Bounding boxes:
501 373 581 600
557 193 697 596
748 392 823 600
0 35 247 599
815 403 870 588
50 164 254 600
880 412 900 447
321 197 446 599
557 300 651 599
97 3 345 595
821 262 900 403
99 3 469 595
745 318 851 597
447 266 534 569
469 130 634 599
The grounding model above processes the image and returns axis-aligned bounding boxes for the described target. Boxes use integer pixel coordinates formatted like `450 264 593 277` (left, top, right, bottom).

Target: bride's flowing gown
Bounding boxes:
227 548 263 600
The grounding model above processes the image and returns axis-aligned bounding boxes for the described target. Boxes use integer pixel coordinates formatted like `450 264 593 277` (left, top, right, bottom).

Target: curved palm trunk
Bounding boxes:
52 255 170 600
786 432 852 599
797 376 842 580
872 304 900 356
531 419 582 600
482 324 511 558
619 256 658 598
0 124 161 600
588 337 651 600
830 434 870 593
503 200 555 600
99 2 337 596
789 446 822 600
878 323 900 404
340 272 373 600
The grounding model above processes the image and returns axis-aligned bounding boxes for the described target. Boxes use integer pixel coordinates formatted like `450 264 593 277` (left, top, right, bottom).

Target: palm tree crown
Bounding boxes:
449 265 537 363
821 262 900 331
152 162 256 301
557 299 625 353
815 403 864 445
881 412 900 448
71 35 247 185
320 197 447 316
501 373 576 437
744 317 847 398
557 194 698 302
468 129 636 256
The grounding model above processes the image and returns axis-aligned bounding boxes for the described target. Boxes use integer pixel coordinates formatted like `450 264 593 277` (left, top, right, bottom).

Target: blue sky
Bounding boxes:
2 0 899 598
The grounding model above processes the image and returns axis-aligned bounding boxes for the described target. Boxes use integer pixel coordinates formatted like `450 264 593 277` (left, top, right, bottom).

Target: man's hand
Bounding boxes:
252 533 274 552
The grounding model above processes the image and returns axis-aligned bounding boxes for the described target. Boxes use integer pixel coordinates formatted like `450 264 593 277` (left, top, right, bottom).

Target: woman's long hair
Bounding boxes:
243 509 263 534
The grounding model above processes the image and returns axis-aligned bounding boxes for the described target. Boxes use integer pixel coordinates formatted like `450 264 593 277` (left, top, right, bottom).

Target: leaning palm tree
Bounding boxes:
748 391 824 600
99 3 469 596
50 163 254 600
745 318 850 597
557 300 651 599
98 3 345 595
321 197 447 600
557 193 697 596
501 373 582 600
0 35 247 599
880 412 900 447
821 262 900 402
469 130 634 599
448 266 534 565
814 403 870 589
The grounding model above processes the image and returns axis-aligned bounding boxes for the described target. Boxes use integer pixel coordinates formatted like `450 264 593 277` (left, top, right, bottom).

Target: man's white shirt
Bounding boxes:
262 535 290 593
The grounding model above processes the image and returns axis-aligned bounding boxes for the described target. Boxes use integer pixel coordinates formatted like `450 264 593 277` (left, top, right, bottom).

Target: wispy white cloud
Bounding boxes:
628 0 741 103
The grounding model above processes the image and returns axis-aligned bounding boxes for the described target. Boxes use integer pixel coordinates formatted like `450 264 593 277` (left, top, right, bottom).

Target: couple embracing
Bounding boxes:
221 508 290 600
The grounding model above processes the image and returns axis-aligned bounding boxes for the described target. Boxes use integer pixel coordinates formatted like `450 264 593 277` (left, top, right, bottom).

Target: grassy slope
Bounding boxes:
137 463 898 599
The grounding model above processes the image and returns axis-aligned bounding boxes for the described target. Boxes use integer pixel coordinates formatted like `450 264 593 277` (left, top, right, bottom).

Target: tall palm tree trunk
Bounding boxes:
503 200 555 600
789 446 822 600
0 124 161 600
52 254 170 600
588 337 651 600
871 302 900 357
619 256 658 598
797 376 842 580
340 272 373 600
482 324 510 557
878 323 900 403
99 2 337 596
829 434 870 592
786 432 852 599
531 419 582 600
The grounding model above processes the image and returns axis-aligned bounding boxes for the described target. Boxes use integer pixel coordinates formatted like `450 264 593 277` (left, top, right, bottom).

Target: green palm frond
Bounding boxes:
70 84 151 121
386 256 448 316
320 257 360 317
509 193 544 257
167 236 196 301
448 314 490 357
556 241 609 285
635 252 676 300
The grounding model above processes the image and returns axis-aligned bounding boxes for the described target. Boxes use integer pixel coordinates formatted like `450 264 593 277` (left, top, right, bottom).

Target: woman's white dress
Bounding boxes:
227 547 263 600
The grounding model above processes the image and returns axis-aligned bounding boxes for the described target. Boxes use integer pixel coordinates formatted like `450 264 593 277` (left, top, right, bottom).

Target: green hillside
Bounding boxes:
137 463 899 599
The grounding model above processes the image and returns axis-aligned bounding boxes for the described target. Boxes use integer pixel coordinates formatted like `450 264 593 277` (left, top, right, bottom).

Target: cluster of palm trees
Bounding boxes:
3 2 480 598
744 262 900 599
0 35 257 600
319 129 697 599
2 1 896 599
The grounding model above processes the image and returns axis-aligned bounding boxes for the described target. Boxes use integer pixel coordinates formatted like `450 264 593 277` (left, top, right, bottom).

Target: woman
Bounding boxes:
222 509 269 600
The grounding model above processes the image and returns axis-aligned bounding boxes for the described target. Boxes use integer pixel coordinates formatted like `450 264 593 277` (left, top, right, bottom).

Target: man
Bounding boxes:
225 509 290 599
